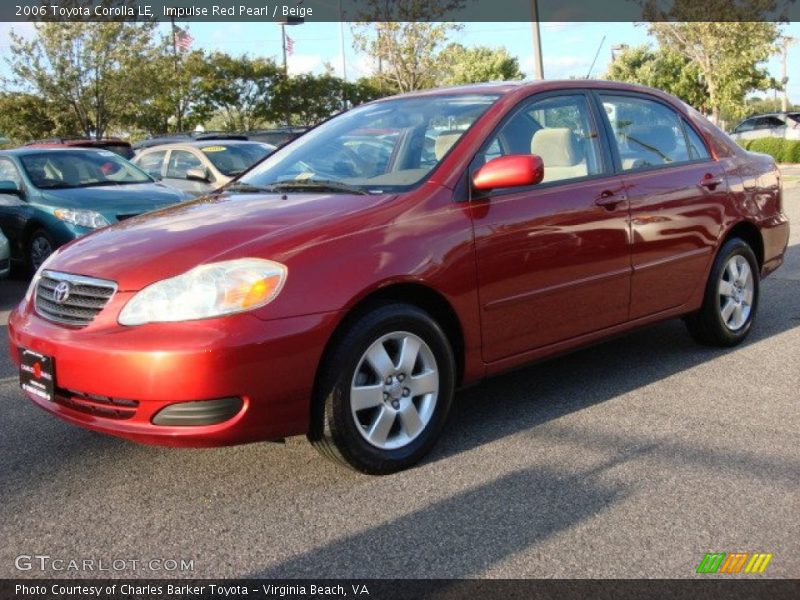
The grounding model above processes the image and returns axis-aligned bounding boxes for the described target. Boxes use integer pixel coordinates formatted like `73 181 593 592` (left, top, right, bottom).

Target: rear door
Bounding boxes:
595 92 726 319
470 92 632 362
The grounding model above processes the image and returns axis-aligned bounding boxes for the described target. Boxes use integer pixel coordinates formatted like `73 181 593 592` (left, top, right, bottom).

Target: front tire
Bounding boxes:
28 229 55 275
309 303 455 474
685 237 759 347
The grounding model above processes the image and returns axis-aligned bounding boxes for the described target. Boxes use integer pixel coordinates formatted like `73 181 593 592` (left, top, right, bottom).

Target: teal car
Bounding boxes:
0 148 190 271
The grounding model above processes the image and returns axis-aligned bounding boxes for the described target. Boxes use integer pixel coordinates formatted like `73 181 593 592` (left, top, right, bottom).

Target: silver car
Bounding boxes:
0 229 10 279
729 112 800 142
132 140 275 196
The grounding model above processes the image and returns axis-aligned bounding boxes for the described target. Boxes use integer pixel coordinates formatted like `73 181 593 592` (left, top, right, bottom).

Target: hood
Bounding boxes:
39 182 189 219
47 190 395 291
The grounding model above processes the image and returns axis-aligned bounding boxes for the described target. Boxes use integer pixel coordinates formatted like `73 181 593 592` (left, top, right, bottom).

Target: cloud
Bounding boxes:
521 54 591 80
286 53 323 76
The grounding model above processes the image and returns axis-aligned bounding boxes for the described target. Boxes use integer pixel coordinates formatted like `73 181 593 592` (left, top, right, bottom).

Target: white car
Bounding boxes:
132 140 275 196
729 112 800 142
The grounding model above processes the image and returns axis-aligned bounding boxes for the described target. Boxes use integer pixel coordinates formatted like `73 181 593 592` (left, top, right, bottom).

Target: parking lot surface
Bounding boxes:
1 187 798 579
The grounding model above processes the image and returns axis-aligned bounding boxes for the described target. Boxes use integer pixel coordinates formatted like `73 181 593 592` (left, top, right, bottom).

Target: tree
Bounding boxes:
646 21 781 122
0 92 86 143
604 45 708 110
437 44 523 85
350 0 465 92
121 50 210 136
192 53 282 131
5 20 165 138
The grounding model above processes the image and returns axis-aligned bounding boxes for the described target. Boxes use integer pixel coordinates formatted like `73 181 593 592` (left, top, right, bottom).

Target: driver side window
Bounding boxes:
477 94 603 184
0 158 23 189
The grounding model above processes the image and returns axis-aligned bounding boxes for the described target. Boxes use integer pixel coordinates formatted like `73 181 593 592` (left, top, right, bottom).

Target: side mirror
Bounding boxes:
186 167 210 183
472 155 544 192
0 179 23 197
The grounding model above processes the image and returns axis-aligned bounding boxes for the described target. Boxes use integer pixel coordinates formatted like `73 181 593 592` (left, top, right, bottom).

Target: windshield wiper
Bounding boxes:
224 182 279 194
267 179 370 195
81 181 121 187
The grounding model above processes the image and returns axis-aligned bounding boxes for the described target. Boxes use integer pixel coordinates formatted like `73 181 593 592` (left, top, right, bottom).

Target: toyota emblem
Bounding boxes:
53 281 71 304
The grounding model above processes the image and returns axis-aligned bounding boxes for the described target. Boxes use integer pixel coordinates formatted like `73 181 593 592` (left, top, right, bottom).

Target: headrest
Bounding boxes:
434 131 462 160
530 128 583 167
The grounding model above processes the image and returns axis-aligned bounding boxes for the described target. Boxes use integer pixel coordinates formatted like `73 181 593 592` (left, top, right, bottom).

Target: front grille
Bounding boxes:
55 388 139 420
35 271 117 327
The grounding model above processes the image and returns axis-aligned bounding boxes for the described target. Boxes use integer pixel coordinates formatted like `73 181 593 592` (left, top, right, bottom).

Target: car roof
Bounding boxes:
0 146 122 157
137 140 274 152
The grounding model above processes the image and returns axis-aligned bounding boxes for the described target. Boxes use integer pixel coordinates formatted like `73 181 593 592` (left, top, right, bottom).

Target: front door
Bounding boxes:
470 92 632 363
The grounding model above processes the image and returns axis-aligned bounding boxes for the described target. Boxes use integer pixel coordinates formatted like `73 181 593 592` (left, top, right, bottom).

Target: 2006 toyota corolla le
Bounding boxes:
8 81 790 474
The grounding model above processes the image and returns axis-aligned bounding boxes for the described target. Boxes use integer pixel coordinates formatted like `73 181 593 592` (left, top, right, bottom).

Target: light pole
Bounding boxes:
530 0 544 80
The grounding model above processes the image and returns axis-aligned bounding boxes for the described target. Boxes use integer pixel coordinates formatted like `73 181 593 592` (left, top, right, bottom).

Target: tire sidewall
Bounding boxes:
707 239 760 344
28 229 55 274
323 305 455 473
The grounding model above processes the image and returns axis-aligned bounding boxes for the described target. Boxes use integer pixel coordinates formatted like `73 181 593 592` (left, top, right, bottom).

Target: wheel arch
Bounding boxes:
721 220 764 270
309 281 466 435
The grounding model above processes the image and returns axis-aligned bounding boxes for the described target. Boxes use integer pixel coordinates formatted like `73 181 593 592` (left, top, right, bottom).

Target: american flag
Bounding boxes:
174 27 194 52
286 34 295 56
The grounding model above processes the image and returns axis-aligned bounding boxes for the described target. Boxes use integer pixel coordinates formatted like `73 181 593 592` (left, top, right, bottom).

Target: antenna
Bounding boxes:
586 35 607 79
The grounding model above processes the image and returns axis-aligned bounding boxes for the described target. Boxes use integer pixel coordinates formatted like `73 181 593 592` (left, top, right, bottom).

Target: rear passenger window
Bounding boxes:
600 94 691 171
477 94 603 184
684 123 711 160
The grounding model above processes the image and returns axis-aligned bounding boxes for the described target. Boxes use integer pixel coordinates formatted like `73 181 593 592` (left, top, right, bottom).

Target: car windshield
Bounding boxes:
240 94 501 193
788 113 800 124
20 150 152 189
200 143 274 177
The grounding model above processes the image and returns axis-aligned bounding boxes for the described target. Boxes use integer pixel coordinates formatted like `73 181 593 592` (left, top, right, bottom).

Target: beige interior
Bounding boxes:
434 132 463 160
530 128 588 182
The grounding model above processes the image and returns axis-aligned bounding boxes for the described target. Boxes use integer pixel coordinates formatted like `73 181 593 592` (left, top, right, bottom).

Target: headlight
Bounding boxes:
54 208 110 229
118 258 287 326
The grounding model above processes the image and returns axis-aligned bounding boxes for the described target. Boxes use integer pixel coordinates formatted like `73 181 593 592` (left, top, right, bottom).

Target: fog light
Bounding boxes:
151 397 243 426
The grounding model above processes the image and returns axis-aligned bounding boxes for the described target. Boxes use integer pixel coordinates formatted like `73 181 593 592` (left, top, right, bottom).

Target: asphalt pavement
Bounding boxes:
0 187 798 579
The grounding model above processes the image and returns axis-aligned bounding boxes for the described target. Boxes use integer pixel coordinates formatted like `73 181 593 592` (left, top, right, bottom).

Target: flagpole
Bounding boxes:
170 16 183 132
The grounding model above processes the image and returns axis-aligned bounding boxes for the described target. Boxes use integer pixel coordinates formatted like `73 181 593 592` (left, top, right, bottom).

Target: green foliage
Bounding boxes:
437 44 523 85
604 45 707 108
191 52 282 132
736 137 800 163
0 92 83 143
5 20 165 138
647 22 781 122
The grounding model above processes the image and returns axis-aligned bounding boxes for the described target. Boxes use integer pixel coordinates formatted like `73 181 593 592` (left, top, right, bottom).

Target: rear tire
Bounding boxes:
308 303 455 474
685 237 759 347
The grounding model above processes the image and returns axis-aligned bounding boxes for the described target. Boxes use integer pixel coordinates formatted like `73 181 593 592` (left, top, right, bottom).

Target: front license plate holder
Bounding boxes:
19 348 55 403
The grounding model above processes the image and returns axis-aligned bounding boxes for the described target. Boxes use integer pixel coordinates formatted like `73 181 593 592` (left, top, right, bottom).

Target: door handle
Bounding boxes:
595 190 624 210
699 174 723 189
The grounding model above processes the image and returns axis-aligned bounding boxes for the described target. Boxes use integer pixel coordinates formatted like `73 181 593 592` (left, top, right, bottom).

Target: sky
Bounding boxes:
2 20 800 105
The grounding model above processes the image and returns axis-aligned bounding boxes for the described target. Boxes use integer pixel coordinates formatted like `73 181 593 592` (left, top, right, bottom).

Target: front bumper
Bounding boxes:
8 300 341 447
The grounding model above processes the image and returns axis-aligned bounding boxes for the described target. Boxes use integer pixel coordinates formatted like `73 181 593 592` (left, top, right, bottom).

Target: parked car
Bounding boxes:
132 140 276 196
729 112 800 142
0 148 190 271
0 229 9 279
245 127 308 147
132 132 249 153
24 137 135 159
9 81 789 474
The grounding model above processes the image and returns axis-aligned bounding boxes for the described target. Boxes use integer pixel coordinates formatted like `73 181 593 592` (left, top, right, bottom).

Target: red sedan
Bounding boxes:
8 81 790 474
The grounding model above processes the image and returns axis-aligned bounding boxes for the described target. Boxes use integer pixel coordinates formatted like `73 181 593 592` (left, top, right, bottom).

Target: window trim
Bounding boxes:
589 89 715 176
464 89 616 200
